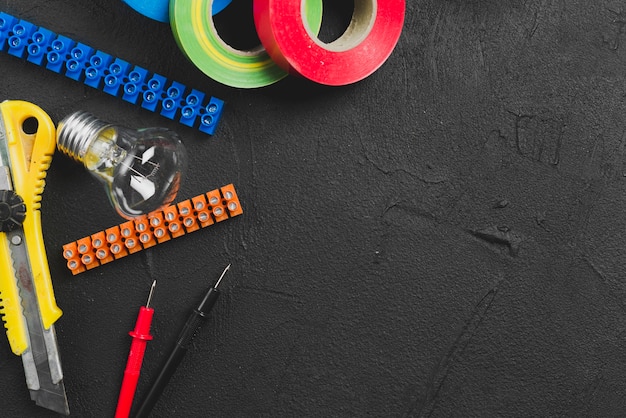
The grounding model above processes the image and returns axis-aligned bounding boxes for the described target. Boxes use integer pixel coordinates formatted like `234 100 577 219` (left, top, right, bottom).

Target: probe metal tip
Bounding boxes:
214 264 231 289
146 280 156 308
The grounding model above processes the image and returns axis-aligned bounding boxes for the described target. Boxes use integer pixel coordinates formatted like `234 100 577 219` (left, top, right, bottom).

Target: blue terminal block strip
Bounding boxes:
0 12 224 135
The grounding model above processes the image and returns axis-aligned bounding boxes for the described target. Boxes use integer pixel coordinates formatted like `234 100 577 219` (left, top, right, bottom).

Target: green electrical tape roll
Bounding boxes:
170 0 322 88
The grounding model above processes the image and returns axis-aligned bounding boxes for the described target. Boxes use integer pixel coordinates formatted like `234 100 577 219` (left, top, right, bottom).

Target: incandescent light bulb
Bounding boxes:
56 111 187 219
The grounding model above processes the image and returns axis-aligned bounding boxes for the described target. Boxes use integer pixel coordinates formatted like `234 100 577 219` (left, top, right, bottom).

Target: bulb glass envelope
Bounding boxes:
86 125 186 218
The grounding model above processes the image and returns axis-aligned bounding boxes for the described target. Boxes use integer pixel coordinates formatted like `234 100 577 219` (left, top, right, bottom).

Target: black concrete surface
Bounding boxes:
2 1 626 417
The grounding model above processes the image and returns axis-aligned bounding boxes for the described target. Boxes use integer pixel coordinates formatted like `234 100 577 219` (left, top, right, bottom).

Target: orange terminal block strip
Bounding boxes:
62 184 243 275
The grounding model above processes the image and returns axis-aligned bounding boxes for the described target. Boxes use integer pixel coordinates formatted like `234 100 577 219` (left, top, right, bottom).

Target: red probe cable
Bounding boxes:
114 280 157 418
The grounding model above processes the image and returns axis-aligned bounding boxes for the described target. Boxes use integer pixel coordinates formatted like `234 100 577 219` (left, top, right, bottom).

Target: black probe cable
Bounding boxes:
133 264 230 418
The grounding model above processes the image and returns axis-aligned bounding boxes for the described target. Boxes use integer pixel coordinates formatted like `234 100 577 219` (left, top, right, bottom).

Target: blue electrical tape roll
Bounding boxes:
122 0 232 23
0 11 224 135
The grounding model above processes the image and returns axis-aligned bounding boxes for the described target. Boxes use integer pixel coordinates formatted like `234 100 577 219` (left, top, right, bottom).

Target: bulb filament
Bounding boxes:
121 154 160 179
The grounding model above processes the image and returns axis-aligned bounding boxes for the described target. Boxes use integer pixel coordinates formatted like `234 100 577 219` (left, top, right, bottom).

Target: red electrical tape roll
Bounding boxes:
253 0 405 86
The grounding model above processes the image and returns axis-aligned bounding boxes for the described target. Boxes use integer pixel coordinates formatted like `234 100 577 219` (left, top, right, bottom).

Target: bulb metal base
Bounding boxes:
57 111 110 163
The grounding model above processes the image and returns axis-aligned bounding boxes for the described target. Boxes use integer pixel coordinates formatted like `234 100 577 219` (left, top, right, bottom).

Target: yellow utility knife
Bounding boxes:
0 100 69 415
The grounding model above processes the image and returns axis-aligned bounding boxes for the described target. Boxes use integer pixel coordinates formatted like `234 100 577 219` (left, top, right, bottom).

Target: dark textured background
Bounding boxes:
2 0 626 417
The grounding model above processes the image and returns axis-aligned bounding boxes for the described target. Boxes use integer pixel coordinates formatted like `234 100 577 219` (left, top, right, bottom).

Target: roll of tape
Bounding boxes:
253 0 405 86
122 0 232 23
170 0 323 88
